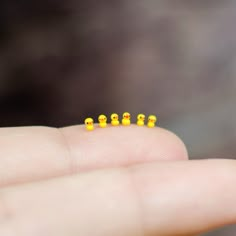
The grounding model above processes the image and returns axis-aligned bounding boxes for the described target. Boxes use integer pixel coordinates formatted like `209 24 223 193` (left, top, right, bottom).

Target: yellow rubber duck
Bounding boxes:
98 114 107 128
137 114 145 126
147 115 157 128
85 118 94 131
111 113 120 126
122 112 131 126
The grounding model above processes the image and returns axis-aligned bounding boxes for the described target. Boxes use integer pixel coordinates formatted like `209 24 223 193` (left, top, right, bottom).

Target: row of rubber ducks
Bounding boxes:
84 112 157 131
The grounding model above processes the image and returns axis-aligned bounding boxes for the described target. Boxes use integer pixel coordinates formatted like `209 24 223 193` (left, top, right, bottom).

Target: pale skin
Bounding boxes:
0 125 235 235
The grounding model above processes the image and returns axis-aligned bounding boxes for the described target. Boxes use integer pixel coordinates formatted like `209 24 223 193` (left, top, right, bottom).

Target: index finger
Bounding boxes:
0 125 188 186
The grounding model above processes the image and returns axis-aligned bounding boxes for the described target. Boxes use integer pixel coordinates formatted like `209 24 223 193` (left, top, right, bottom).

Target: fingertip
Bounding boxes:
157 128 189 161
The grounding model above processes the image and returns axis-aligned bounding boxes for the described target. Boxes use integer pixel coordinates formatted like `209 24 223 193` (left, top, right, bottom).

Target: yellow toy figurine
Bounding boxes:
147 115 157 128
137 114 145 126
85 118 94 131
111 113 120 126
122 112 131 126
98 114 107 128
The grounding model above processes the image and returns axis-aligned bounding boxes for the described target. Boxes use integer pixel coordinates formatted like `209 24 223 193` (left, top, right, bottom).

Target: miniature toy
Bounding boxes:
111 113 120 126
84 112 157 130
122 112 131 126
84 118 94 131
98 114 107 128
137 114 145 126
147 115 157 128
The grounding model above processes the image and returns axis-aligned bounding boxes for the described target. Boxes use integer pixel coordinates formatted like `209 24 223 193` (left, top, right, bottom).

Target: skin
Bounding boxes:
0 125 235 235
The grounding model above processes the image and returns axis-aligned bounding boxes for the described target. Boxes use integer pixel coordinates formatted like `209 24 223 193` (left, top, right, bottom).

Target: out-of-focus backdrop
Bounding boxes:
0 0 236 234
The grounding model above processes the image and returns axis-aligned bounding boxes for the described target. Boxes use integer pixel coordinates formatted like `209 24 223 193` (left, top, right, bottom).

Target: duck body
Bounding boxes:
99 122 107 128
111 120 120 126
147 122 155 128
137 120 144 126
87 125 94 131
122 119 131 126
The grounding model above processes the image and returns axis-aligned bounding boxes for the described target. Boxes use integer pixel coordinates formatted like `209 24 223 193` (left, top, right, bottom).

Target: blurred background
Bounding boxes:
0 0 236 234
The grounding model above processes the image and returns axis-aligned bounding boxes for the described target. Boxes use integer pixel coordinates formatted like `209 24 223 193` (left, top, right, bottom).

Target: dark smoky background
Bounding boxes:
0 1 236 234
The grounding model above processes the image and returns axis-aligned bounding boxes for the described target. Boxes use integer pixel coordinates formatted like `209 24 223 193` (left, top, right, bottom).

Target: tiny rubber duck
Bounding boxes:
98 114 107 128
137 114 145 126
122 112 131 126
147 115 157 128
85 118 94 131
111 113 120 126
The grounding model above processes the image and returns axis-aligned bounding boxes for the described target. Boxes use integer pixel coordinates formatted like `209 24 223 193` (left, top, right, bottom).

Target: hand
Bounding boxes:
0 125 235 235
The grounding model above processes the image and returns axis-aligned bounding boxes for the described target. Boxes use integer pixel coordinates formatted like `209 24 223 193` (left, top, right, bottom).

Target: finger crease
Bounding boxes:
57 128 76 175
0 192 13 225
125 168 146 236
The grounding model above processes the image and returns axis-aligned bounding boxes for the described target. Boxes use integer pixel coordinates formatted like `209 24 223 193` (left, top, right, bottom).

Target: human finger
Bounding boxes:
0 159 235 236
0 125 187 186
